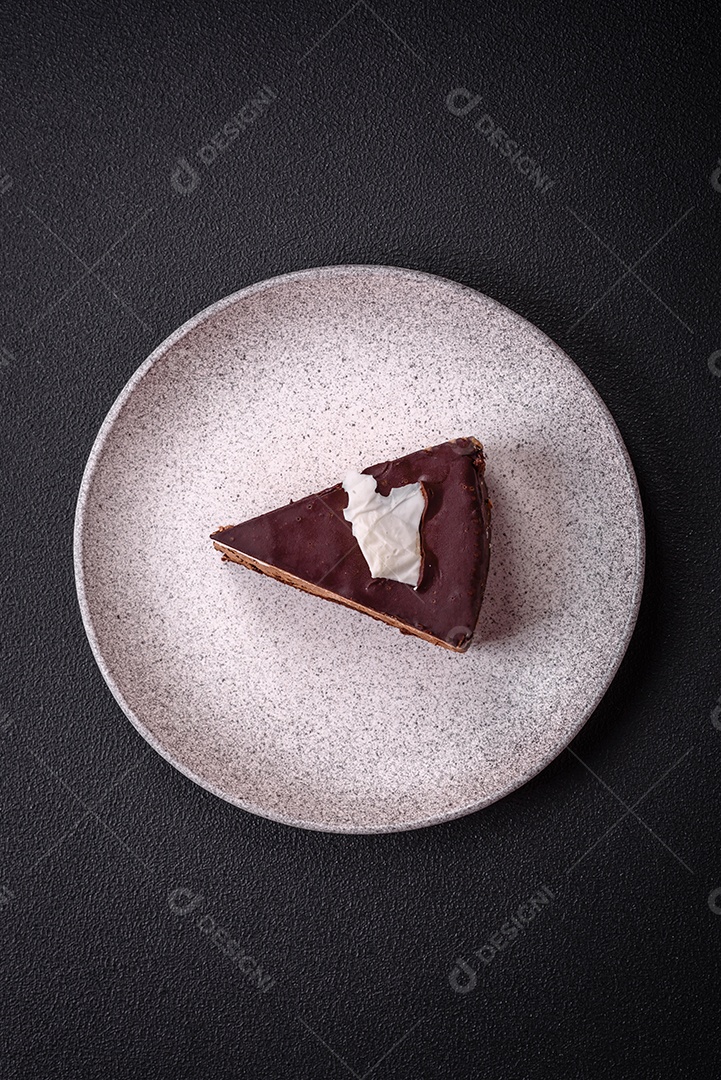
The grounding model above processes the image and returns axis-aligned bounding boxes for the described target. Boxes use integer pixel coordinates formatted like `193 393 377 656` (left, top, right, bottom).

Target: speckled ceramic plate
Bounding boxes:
74 265 644 833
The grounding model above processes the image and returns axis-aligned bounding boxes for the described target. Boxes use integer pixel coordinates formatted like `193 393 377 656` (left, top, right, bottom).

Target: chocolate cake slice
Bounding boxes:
211 437 492 652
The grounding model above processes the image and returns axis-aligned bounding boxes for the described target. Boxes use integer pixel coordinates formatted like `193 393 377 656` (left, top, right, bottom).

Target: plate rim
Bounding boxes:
73 263 646 833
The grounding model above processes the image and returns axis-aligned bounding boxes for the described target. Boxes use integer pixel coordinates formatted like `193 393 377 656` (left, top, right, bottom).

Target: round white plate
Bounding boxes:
74 266 644 833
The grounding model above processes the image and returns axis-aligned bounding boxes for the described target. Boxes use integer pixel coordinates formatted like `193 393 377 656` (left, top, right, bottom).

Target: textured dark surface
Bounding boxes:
1 0 720 1076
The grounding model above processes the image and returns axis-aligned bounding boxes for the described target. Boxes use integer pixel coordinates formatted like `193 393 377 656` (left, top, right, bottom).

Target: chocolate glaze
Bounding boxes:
211 438 492 649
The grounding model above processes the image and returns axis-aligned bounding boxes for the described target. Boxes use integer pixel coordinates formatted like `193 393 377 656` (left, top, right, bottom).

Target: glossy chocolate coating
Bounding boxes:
211 438 491 649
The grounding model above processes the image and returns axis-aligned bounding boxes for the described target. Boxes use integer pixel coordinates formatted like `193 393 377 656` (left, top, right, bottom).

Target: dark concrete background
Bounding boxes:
1 1 720 1075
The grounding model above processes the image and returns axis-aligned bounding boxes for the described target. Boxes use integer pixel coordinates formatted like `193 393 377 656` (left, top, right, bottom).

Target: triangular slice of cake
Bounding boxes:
211 437 492 652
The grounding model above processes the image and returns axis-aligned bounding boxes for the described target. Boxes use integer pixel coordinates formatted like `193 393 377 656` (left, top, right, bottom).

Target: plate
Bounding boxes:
74 265 644 832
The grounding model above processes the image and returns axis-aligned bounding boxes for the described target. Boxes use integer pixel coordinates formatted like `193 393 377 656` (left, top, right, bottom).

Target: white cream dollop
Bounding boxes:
342 470 425 587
